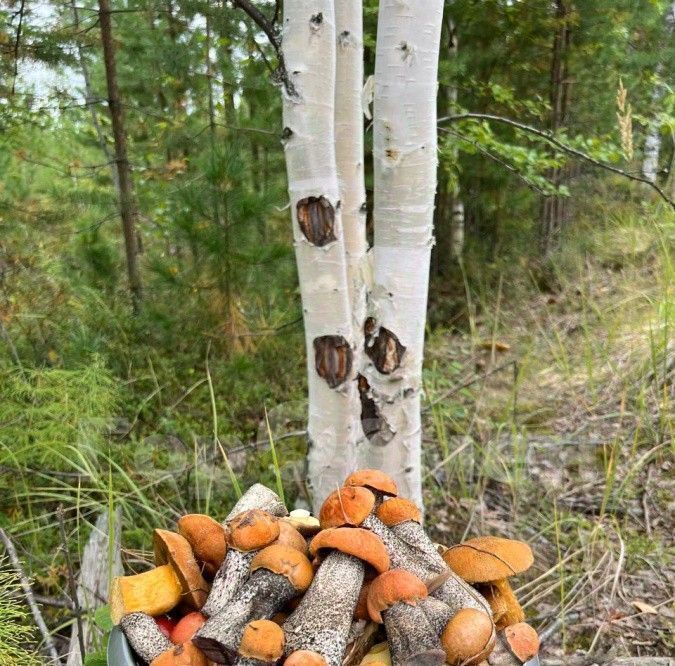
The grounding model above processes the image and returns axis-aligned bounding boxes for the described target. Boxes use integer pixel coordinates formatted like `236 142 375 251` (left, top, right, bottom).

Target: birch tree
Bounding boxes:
359 0 445 506
281 0 360 507
642 1 675 184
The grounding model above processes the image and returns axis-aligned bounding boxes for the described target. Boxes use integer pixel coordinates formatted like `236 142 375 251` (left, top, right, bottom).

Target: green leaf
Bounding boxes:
94 605 114 633
84 650 108 666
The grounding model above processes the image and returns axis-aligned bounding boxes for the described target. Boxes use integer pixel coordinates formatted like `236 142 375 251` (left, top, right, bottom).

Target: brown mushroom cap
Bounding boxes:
177 514 227 578
504 622 539 662
309 527 390 574
366 569 428 623
284 650 327 666
153 530 209 610
238 619 285 661
250 544 314 592
344 469 398 497
442 536 533 583
228 509 280 552
150 640 208 666
375 498 421 527
441 608 495 665
319 487 376 529
272 520 309 556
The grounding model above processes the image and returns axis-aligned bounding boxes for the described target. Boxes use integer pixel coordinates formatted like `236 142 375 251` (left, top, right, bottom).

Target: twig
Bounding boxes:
0 528 62 663
11 0 25 95
439 112 675 208
57 506 86 664
423 360 517 412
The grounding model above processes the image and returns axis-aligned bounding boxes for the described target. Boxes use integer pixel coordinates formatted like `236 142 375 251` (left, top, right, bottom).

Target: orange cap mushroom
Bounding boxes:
237 619 285 664
319 487 376 529
177 514 227 578
441 608 495 665
344 469 398 498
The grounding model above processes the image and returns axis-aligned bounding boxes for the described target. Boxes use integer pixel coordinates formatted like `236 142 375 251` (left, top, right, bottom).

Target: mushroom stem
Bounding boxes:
386 519 492 616
202 548 255 617
283 552 364 666
381 603 445 666
194 569 296 663
225 484 287 521
120 612 173 664
419 596 454 636
481 579 524 627
362 515 435 577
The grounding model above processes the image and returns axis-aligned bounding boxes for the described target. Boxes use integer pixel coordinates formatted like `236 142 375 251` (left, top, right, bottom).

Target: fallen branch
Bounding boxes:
0 528 62 664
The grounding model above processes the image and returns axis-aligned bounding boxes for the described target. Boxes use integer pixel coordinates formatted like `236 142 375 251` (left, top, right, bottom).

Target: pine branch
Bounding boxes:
440 112 675 208
11 0 26 95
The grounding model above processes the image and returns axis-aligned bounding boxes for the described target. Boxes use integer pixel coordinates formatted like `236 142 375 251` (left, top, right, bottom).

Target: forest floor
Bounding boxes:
422 213 674 661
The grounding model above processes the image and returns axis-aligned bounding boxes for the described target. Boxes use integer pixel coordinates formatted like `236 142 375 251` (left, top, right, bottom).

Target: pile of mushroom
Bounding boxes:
110 474 540 666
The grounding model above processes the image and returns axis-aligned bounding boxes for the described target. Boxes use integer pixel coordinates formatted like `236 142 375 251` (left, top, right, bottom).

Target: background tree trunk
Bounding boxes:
362 0 445 506
540 0 572 256
642 1 675 184
282 0 359 510
98 0 143 309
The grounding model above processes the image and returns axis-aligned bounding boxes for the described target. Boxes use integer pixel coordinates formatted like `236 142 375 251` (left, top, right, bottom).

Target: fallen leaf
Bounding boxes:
478 340 511 352
631 600 658 615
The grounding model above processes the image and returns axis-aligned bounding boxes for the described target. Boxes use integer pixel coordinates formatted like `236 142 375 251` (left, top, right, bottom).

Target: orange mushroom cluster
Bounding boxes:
110 472 540 666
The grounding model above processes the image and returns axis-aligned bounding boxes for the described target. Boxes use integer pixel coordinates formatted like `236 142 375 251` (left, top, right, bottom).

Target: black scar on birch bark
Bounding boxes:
314 335 352 388
364 317 406 374
297 196 337 246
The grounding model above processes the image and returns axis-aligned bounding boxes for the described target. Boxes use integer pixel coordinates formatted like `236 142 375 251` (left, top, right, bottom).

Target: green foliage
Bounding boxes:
0 559 42 666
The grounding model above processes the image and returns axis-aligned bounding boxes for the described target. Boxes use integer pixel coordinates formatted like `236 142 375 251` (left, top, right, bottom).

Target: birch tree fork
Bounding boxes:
361 0 445 505
281 0 359 509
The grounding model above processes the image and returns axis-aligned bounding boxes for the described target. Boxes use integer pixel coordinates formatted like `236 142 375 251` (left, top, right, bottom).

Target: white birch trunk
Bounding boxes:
642 1 675 183
361 0 445 506
334 0 369 447
282 0 359 510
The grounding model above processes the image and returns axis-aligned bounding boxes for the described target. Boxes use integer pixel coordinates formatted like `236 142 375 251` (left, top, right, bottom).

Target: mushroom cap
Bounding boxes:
443 536 533 583
309 528 389 573
153 530 209 610
177 514 227 577
375 498 422 527
228 509 280 551
366 569 428 623
150 641 208 666
272 520 309 555
282 510 321 536
441 608 495 665
504 622 539 662
344 469 398 497
238 619 285 661
250 544 314 592
360 642 391 665
319 487 376 529
284 651 328 666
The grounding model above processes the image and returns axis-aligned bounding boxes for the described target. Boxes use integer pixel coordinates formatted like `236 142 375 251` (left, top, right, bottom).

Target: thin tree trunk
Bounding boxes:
282 0 359 510
98 0 142 309
69 0 119 195
540 0 572 255
362 0 445 506
642 1 675 184
335 1 368 448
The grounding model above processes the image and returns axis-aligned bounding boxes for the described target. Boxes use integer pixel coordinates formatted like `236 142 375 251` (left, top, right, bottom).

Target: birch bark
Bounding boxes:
282 0 359 510
642 1 675 184
334 1 369 449
361 0 445 505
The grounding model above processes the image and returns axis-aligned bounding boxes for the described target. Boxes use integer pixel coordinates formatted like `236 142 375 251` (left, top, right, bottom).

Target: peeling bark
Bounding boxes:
314 335 353 388
282 0 359 509
364 318 406 375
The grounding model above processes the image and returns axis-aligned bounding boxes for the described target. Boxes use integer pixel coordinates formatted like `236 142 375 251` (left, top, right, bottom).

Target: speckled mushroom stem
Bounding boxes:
362 514 436 577
283 552 364 666
381 602 446 665
120 612 173 664
233 658 278 666
419 596 454 635
194 570 296 664
203 548 255 617
389 520 492 614
225 484 288 522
